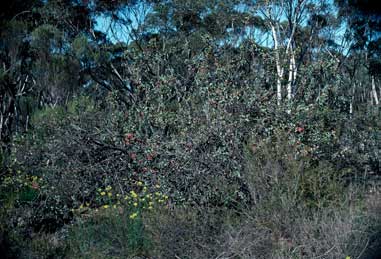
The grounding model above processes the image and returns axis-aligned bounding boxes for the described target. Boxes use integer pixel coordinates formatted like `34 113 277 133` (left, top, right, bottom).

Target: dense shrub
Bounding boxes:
0 79 378 256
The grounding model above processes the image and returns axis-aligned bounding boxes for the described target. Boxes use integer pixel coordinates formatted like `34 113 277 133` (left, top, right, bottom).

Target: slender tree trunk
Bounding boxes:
271 24 283 106
371 76 379 105
350 83 356 114
287 49 296 101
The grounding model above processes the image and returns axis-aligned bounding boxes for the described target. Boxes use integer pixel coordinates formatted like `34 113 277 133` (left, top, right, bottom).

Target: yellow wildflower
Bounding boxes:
148 206 153 210
133 202 138 207
137 181 143 186
103 205 109 209
130 190 138 198
105 185 112 191
100 191 106 196
129 212 138 219
108 192 112 197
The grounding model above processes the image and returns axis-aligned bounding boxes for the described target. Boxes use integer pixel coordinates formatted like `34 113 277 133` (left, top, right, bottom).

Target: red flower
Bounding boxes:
31 181 39 190
295 126 304 133
124 133 135 144
130 153 137 160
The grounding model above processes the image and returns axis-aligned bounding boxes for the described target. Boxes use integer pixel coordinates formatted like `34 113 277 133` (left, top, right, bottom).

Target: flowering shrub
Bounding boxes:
1 52 379 257
72 183 169 219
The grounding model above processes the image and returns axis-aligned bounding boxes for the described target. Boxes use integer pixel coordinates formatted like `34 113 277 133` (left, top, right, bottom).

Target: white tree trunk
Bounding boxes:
287 49 296 101
271 24 283 106
350 83 355 114
371 76 379 105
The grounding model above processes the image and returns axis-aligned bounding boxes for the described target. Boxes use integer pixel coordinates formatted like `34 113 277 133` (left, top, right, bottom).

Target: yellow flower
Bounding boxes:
129 212 138 219
116 194 120 197
137 181 143 186
79 204 84 209
148 206 153 210
133 202 138 207
130 190 138 198
149 202 153 206
143 186 148 192
103 205 109 209
108 192 112 197
100 191 106 196
113 205 117 209
105 185 112 191
124 196 129 200
345 257 351 259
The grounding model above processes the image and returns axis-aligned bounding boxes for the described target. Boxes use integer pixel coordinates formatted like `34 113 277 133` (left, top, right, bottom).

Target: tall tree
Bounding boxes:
336 0 381 106
0 0 42 152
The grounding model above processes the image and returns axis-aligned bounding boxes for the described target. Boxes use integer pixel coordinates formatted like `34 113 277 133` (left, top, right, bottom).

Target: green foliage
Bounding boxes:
31 24 63 53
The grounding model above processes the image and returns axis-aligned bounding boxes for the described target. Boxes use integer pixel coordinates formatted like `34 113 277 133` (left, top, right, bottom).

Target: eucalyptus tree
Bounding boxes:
336 0 381 107
239 0 342 106
0 0 42 154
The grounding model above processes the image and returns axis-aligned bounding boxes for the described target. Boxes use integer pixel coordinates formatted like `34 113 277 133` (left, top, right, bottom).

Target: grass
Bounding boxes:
66 208 152 258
